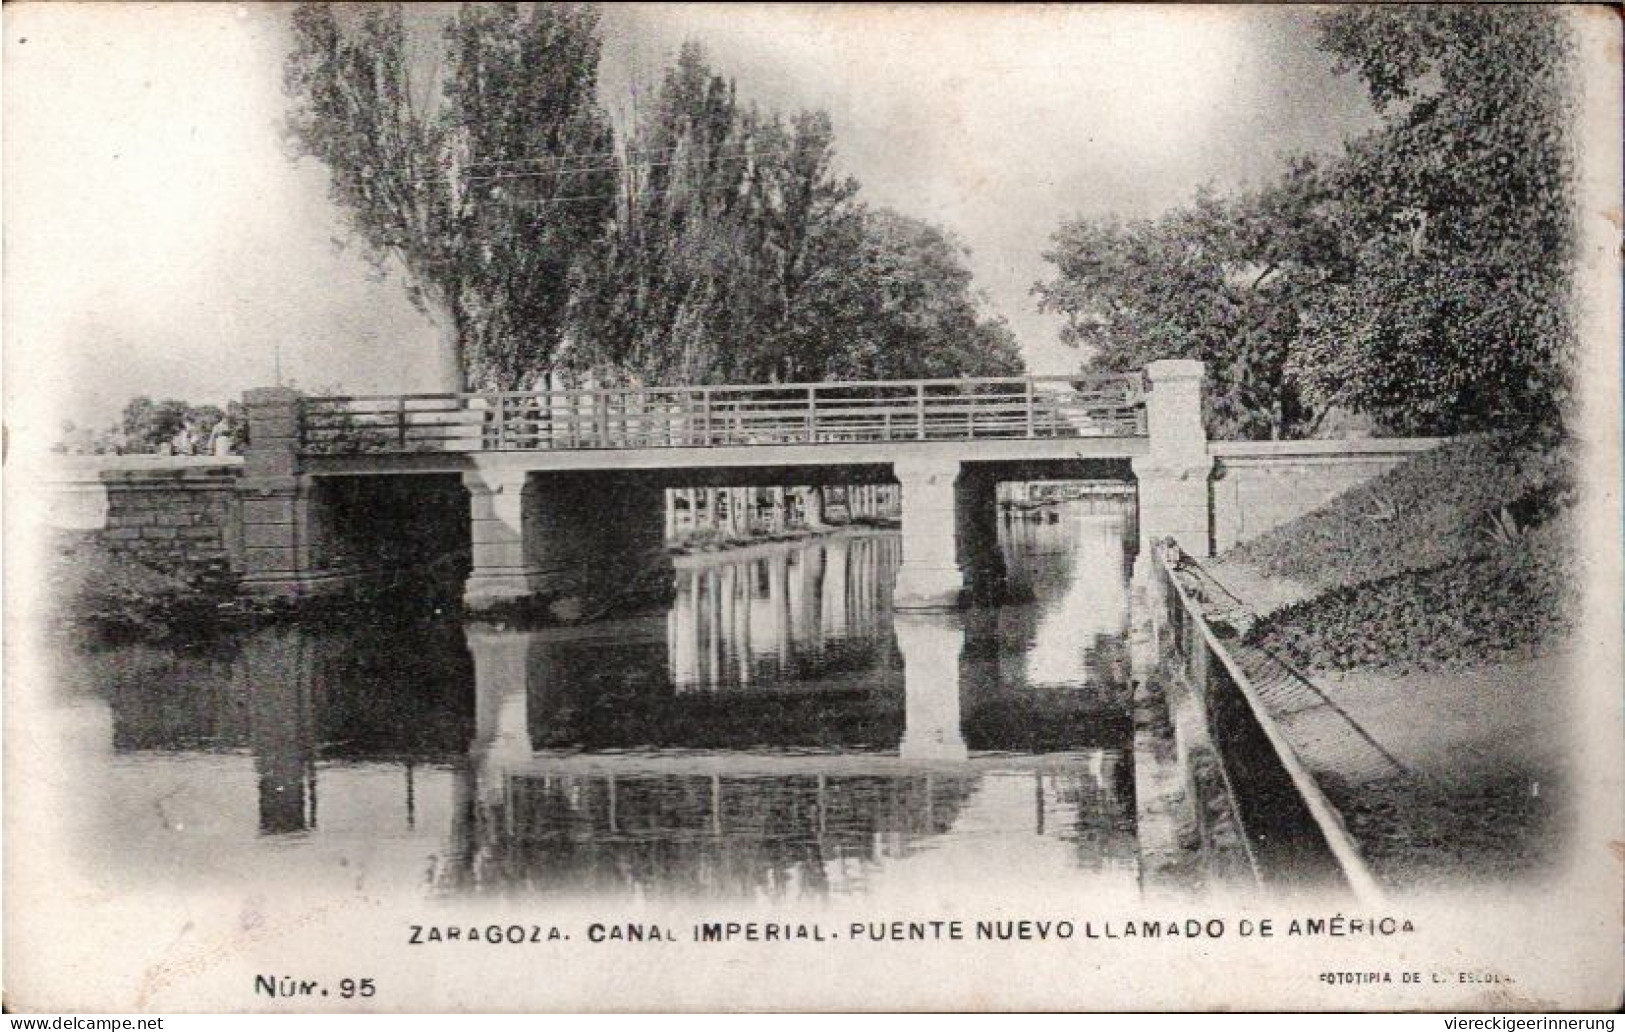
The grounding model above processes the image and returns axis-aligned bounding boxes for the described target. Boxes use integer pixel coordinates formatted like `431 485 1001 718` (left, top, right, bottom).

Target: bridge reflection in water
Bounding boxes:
666 534 901 692
74 504 1139 902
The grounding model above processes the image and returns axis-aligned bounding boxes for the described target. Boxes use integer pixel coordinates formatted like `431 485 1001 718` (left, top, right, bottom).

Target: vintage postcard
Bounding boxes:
4 2 1621 1013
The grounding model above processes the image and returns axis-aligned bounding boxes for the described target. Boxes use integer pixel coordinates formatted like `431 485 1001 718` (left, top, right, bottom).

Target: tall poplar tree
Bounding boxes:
283 2 616 391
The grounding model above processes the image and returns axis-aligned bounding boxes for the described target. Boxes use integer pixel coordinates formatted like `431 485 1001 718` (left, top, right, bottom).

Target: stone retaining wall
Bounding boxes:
78 459 244 591
39 458 471 598
1209 439 1445 553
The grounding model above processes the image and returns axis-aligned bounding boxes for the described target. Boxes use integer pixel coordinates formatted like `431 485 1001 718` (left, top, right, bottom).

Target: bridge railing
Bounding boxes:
298 374 1146 454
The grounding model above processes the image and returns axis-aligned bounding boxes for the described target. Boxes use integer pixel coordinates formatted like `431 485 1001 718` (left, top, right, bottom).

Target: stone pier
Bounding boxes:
236 386 350 599
462 469 538 608
892 458 1006 610
464 470 674 618
1133 359 1213 557
892 458 965 610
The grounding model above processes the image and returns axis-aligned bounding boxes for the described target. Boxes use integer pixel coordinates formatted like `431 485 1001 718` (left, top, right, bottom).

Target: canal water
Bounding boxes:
46 502 1144 904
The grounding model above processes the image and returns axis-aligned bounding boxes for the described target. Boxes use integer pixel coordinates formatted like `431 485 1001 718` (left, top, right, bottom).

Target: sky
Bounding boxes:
3 3 1375 446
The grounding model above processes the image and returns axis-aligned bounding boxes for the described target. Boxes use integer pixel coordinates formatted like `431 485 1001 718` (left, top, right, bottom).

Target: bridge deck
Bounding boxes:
300 434 1148 476
296 373 1147 463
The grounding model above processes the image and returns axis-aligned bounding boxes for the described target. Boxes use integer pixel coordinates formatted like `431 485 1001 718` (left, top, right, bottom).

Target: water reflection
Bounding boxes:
894 614 968 761
667 534 899 690
247 638 318 835
1002 513 1134 689
60 506 1140 902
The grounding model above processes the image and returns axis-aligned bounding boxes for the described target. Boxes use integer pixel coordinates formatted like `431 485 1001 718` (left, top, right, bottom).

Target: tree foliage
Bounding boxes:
785 208 1022 381
284 2 615 391
288 17 1020 392
1292 5 1575 435
1036 160 1337 439
113 397 233 453
1036 6 1576 439
120 396 191 452
575 44 845 385
577 43 1019 387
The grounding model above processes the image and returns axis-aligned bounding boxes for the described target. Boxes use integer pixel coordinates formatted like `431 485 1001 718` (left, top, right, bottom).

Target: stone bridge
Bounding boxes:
238 362 1188 611
229 360 1438 613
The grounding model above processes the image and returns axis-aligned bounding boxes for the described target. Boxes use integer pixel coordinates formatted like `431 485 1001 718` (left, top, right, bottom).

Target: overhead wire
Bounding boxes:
456 141 737 169
368 145 791 180
502 183 756 207
463 149 788 184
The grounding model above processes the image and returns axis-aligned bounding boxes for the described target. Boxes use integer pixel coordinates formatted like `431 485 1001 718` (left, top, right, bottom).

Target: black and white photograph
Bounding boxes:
4 2 1621 1013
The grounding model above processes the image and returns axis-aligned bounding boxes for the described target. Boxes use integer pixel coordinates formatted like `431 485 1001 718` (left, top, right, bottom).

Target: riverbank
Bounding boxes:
665 515 898 557
39 527 468 642
1198 432 1578 889
40 530 237 640
44 510 905 640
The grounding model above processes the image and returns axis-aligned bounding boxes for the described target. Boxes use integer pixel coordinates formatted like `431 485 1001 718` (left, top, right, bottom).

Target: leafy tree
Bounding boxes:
789 208 1022 381
579 45 863 387
1036 6 1576 439
284 2 616 391
746 110 864 382
120 396 191 452
1292 6 1576 435
1035 160 1337 439
581 44 1018 388
185 404 226 433
577 43 763 385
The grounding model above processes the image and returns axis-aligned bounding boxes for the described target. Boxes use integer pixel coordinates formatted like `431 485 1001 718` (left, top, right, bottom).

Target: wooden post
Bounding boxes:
806 385 817 443
1024 378 1036 438
701 388 712 446
494 393 507 451
396 395 408 451
915 382 926 440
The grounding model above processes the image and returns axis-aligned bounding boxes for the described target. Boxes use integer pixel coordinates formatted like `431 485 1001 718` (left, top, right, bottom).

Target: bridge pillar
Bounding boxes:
801 485 826 527
237 386 348 599
893 458 965 609
893 459 1006 609
1133 359 1213 557
463 470 540 609
464 470 675 618
955 466 1007 600
769 486 788 531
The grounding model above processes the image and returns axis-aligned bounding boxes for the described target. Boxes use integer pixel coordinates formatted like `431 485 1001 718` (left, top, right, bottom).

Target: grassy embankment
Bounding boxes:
1231 432 1577 671
1217 432 1579 887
